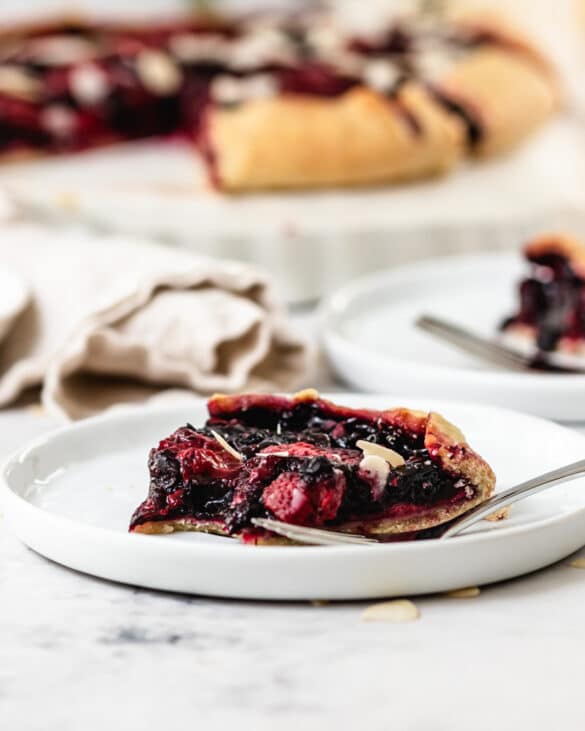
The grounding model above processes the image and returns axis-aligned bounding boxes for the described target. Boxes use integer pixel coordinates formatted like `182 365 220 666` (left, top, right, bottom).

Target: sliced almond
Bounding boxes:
362 59 400 93
135 50 182 96
568 558 585 569
294 388 320 401
485 506 512 522
210 430 244 462
360 599 419 623
0 66 42 102
211 73 277 105
444 586 480 599
28 35 97 66
69 64 109 106
358 455 389 500
356 440 405 468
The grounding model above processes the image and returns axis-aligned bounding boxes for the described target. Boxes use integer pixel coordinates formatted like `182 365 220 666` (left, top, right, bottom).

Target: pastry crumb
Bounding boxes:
360 599 419 623
485 506 511 522
55 191 79 210
444 586 480 599
568 558 585 569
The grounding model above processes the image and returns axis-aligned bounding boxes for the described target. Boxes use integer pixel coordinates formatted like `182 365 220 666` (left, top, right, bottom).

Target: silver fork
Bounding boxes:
416 314 585 373
252 457 585 544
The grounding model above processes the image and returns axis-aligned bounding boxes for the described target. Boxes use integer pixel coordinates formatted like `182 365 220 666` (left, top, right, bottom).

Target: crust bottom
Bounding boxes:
502 323 585 358
131 496 486 543
132 518 229 536
131 518 292 545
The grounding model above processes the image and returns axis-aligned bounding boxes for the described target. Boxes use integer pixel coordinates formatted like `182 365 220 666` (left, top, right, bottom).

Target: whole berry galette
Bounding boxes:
0 9 558 191
129 390 496 544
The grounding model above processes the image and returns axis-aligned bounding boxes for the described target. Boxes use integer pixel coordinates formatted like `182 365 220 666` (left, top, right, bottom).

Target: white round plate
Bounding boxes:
321 252 585 421
2 396 585 600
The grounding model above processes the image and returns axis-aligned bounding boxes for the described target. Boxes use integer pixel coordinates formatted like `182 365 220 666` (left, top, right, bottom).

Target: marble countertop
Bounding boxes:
3 401 585 731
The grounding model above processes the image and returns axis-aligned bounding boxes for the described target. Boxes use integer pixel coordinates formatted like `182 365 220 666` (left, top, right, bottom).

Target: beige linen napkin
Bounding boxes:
0 225 312 419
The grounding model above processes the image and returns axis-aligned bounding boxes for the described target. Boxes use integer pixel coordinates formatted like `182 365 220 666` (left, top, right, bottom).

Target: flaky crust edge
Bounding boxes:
438 13 559 157
206 82 465 192
524 232 585 279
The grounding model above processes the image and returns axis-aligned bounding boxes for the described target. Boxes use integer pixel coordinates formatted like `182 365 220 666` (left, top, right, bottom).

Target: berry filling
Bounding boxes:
129 393 483 541
502 252 585 352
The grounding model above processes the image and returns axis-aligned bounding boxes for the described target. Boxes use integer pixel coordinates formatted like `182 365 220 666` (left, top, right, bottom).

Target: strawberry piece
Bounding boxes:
262 472 314 524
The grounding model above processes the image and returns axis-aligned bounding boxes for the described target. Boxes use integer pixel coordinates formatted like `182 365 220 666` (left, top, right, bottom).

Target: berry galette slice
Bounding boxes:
501 234 585 356
129 390 496 544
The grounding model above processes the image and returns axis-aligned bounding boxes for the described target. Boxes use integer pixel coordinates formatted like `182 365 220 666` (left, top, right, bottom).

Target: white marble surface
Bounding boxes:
2 401 585 730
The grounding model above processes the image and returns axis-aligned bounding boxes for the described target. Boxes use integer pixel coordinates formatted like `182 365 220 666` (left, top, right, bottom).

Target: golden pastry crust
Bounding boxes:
524 232 585 279
207 82 466 192
452 10 557 79
438 48 558 156
438 14 559 157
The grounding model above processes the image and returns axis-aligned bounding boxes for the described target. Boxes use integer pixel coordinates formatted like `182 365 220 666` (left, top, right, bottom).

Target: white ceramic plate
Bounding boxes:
2 396 585 600
321 252 585 421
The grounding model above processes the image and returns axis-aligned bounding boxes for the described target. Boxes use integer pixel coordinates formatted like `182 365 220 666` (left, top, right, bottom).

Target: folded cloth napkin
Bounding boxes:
0 225 312 420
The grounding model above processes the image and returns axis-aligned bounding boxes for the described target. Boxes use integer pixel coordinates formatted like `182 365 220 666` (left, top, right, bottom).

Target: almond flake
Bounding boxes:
0 67 42 102
362 59 400 93
485 506 511 522
28 35 97 66
294 388 320 401
360 599 419 623
568 558 585 569
211 73 277 105
69 64 109 106
210 430 244 462
444 586 480 599
356 440 405 468
358 455 389 501
135 50 182 96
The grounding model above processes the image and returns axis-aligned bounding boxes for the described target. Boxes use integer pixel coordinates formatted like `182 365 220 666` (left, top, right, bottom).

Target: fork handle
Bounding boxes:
441 457 585 539
416 315 528 370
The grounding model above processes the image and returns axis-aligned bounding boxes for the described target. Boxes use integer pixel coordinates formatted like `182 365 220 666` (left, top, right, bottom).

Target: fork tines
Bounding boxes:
251 518 379 545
